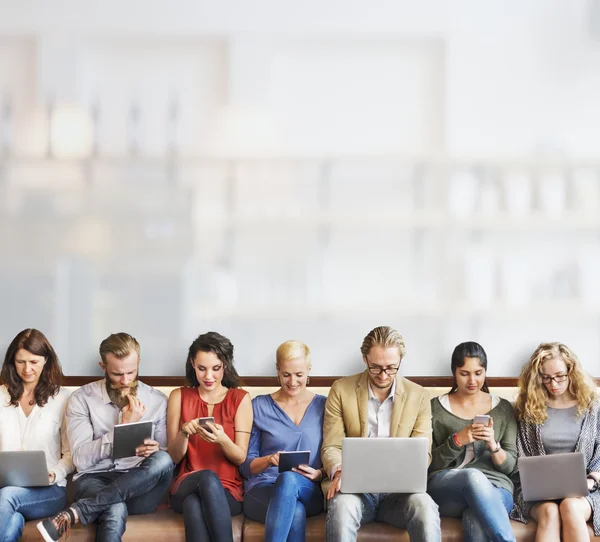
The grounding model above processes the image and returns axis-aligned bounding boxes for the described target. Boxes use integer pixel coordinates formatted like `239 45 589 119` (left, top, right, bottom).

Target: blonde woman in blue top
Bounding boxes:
240 341 327 542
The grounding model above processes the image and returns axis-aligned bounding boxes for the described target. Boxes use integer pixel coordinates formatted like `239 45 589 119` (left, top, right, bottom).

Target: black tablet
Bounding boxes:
113 421 154 460
278 451 310 473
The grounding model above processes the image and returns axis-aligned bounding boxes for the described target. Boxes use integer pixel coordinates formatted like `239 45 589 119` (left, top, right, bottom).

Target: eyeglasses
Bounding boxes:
367 363 399 376
541 374 568 384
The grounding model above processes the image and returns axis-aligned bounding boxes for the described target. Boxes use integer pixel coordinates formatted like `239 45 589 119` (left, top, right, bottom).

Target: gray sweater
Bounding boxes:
429 396 518 494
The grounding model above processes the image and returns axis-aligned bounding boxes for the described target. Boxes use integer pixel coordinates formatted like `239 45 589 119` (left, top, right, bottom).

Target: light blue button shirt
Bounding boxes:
65 379 167 480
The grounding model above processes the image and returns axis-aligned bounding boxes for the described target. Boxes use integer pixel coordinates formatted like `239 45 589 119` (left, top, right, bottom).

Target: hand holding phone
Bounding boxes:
197 417 215 433
472 415 496 449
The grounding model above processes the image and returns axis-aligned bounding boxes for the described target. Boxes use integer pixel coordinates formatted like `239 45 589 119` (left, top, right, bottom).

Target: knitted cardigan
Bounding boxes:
510 399 600 535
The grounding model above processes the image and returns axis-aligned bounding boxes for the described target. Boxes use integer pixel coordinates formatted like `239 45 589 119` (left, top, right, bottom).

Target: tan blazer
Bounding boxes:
320 370 433 494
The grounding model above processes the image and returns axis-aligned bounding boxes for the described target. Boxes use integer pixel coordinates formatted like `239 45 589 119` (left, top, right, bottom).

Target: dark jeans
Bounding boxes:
171 470 242 542
244 471 324 542
0 485 67 542
73 450 173 542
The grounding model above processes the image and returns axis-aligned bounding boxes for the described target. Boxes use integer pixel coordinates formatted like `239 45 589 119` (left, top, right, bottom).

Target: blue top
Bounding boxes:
240 393 327 493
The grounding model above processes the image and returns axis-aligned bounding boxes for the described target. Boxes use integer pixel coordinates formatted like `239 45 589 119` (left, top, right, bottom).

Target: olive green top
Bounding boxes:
429 395 518 494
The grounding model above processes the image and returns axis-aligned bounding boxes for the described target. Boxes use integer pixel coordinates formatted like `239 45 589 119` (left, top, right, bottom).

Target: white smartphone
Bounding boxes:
473 414 491 426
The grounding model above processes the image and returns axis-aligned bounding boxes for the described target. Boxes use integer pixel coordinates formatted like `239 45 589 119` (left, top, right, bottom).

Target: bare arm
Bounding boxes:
215 393 253 466
166 388 189 465
248 453 280 475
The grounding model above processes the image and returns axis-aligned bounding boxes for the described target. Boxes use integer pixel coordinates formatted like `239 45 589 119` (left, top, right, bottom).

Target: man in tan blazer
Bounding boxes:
322 326 441 542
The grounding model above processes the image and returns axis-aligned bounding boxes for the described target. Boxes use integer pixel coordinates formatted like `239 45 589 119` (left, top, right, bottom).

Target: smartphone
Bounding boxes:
473 414 491 426
197 416 215 433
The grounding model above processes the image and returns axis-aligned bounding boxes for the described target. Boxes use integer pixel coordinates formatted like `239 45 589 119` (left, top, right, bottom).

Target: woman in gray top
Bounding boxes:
511 342 600 539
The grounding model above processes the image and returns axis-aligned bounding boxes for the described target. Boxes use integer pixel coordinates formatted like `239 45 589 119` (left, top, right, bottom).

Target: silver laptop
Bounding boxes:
518 452 589 502
0 451 50 488
341 437 428 494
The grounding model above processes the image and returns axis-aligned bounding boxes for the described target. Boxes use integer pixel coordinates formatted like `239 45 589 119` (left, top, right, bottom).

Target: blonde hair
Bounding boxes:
99 333 140 364
360 326 406 359
515 342 597 424
276 340 311 371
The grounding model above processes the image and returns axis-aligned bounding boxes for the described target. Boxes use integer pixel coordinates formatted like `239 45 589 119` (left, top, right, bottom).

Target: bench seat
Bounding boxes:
23 511 600 541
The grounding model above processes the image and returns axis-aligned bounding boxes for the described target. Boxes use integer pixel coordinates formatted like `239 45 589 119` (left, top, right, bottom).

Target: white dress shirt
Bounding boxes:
0 385 74 486
367 380 396 438
66 379 168 480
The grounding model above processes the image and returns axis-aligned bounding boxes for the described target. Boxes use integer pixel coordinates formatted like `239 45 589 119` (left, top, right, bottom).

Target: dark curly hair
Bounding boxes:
0 329 63 407
185 332 242 389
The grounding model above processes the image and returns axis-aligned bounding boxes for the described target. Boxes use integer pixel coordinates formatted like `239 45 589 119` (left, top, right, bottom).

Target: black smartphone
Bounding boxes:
197 416 215 433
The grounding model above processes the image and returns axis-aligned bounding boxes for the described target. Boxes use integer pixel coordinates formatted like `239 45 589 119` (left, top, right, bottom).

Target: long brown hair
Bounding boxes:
186 332 241 389
0 329 63 407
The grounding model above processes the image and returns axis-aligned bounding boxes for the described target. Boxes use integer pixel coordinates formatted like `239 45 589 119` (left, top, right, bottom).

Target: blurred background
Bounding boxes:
1 0 600 377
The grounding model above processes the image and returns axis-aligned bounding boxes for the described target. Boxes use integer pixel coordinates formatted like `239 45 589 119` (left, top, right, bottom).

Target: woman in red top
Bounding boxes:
167 332 253 542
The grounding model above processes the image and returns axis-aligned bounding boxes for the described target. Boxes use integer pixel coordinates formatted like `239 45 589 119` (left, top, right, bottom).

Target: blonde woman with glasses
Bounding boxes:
510 342 600 540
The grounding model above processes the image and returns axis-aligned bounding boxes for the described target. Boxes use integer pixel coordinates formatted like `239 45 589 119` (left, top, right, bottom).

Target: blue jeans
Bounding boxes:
244 471 324 542
171 469 242 542
73 450 173 542
0 485 66 542
326 490 440 542
428 469 515 542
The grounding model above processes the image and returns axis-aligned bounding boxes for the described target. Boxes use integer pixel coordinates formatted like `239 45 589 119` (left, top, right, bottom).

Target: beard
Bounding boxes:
368 374 394 390
105 376 139 409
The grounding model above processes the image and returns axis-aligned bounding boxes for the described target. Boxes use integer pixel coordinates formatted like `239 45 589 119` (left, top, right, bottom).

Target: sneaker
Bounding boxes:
37 510 73 542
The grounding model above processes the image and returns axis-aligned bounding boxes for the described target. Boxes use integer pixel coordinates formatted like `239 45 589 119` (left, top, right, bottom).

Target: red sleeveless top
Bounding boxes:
170 386 248 501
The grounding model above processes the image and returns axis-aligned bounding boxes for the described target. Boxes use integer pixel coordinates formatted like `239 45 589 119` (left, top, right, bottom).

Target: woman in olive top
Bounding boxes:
428 342 517 542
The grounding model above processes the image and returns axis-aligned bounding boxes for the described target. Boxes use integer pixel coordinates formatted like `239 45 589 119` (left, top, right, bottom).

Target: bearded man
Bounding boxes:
38 333 173 542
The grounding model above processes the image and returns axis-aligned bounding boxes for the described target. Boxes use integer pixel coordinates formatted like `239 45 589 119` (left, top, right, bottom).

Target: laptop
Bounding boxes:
341 437 428 494
518 452 589 501
0 450 50 488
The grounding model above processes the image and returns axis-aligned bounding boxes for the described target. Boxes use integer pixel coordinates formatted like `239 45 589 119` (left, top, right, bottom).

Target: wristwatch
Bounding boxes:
490 441 502 454
588 473 600 492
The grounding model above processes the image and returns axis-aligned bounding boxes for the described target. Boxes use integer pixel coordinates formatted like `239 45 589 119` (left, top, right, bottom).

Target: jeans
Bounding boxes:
0 485 66 542
326 490 440 542
244 471 324 542
427 469 515 542
72 450 173 542
171 470 242 542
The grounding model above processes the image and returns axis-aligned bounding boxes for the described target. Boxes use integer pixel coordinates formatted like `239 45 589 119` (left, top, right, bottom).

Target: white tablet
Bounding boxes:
113 421 154 460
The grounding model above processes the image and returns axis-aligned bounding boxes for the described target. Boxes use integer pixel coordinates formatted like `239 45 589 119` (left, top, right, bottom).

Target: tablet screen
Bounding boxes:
278 451 310 473
113 421 154 460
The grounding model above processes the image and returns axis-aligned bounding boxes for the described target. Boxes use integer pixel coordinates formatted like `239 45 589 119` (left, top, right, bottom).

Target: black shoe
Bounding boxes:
37 510 74 542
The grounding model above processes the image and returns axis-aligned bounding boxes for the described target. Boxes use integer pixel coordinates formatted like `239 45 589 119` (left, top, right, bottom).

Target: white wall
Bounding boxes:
446 0 600 158
1 0 600 378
